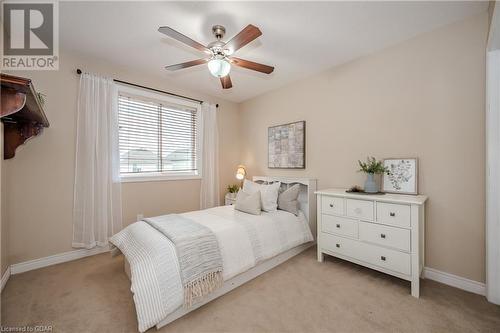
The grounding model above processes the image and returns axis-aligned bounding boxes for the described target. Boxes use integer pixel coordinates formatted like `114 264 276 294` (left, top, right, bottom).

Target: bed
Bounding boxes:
113 176 317 332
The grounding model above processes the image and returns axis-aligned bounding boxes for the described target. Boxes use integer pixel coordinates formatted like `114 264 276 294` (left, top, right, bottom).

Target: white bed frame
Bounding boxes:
124 176 317 330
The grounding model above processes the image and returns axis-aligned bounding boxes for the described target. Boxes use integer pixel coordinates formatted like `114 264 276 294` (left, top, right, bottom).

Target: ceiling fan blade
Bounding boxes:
220 75 233 89
158 26 210 53
224 24 262 54
165 58 208 71
230 57 274 74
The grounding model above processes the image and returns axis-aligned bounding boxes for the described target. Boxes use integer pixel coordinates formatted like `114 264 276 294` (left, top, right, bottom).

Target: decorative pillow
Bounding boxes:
243 179 281 212
278 184 301 216
235 190 262 215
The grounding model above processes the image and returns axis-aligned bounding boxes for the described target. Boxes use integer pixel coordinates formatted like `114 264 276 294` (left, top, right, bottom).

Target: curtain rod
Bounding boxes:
76 69 218 107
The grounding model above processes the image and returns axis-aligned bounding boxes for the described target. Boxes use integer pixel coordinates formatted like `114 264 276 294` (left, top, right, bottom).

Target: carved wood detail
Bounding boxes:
0 73 49 159
3 121 44 159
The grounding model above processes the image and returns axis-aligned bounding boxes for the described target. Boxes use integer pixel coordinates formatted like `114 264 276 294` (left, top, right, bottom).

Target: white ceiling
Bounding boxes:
60 1 488 102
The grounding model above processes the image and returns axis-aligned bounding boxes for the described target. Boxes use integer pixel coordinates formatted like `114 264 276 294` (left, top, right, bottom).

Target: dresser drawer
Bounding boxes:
377 202 411 228
359 221 410 252
321 233 411 275
321 196 344 216
322 215 358 238
363 244 411 275
346 199 374 221
320 233 364 259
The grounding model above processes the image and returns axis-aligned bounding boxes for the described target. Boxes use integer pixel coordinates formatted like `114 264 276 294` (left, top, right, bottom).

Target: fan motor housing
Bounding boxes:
207 40 226 56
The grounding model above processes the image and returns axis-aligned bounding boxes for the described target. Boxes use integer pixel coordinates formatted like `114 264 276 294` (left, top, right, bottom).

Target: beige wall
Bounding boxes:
4 51 240 265
239 13 488 282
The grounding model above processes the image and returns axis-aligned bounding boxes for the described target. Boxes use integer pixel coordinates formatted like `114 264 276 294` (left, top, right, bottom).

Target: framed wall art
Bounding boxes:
382 158 418 195
268 121 305 169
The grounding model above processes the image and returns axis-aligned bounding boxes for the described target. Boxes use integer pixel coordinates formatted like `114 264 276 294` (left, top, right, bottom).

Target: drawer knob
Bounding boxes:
336 243 340 248
381 256 386 261
329 203 334 208
354 208 362 214
389 212 396 217
380 234 386 239
336 224 341 228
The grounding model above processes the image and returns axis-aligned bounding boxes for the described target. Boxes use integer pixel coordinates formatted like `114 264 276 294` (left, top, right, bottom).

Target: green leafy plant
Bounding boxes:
227 184 240 193
358 157 389 175
36 92 46 107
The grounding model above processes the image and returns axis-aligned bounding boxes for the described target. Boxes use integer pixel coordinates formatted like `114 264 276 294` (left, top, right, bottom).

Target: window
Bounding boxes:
117 85 201 182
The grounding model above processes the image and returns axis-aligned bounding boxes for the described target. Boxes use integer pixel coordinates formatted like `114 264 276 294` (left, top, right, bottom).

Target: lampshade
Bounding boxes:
235 165 246 180
208 58 231 78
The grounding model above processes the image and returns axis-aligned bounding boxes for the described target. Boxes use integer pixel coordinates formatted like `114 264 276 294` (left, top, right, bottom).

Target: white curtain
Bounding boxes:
200 102 220 209
72 72 123 249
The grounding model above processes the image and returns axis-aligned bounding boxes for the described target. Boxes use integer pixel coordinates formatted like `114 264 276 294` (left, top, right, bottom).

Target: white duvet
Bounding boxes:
110 205 313 332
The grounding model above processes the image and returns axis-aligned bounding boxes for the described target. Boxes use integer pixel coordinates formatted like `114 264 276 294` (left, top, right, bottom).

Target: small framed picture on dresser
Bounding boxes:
382 158 418 195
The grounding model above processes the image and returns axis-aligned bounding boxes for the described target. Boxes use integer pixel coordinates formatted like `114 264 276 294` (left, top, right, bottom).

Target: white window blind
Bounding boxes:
118 93 199 178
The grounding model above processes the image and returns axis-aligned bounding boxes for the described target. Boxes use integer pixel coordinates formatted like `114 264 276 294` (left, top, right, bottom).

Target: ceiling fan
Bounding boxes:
158 24 274 89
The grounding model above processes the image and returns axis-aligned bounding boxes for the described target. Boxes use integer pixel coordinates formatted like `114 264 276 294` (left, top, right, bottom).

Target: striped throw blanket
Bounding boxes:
144 215 223 307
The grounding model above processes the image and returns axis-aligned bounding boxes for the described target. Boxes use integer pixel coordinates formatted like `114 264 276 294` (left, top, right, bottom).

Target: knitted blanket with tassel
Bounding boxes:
144 215 223 307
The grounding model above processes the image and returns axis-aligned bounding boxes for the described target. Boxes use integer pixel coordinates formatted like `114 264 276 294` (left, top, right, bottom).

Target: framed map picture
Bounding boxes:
268 121 305 169
382 158 418 195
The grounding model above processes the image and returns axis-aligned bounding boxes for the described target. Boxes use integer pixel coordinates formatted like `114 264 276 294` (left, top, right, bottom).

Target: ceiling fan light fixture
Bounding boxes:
207 58 231 78
159 24 274 89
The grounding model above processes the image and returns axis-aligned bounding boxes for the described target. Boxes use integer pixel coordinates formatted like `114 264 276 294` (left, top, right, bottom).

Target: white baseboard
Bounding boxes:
10 246 110 275
423 267 486 296
1 266 10 293
4 247 486 297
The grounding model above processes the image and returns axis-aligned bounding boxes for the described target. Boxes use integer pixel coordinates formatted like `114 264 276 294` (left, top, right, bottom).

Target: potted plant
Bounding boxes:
358 157 388 193
226 184 240 199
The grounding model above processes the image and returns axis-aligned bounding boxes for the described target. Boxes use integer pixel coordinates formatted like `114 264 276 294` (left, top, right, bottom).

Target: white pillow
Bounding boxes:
235 190 261 215
278 184 301 216
243 179 281 212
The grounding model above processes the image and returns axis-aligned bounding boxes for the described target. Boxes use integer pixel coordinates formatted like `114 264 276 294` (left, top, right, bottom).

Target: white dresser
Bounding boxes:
316 189 427 297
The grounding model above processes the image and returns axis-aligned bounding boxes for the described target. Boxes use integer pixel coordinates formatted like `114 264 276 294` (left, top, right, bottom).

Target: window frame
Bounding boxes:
116 83 202 183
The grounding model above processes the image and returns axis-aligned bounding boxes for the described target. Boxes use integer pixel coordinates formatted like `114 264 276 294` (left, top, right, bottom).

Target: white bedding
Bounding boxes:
111 205 313 332
184 205 313 280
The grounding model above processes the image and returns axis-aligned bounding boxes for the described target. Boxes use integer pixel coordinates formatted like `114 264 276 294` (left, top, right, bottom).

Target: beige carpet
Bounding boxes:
2 247 499 333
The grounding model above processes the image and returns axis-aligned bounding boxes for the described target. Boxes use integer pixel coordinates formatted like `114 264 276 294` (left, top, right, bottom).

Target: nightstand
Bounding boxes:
225 193 236 205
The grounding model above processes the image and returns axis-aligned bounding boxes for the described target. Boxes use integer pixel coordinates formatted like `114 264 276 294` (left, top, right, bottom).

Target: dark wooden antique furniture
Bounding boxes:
1 73 49 159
